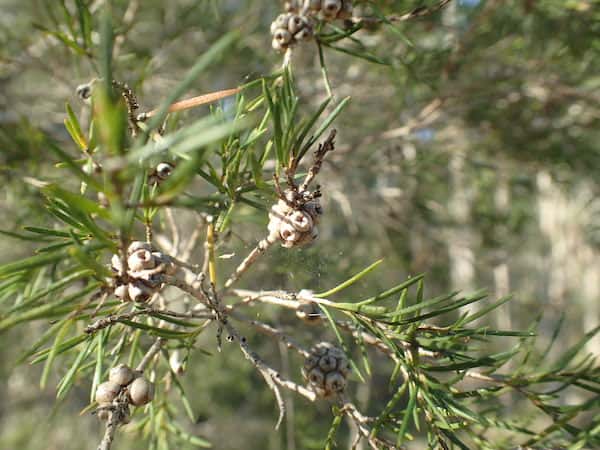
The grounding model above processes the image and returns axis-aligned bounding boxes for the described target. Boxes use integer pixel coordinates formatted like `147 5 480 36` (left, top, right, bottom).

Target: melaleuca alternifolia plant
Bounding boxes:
1 3 599 450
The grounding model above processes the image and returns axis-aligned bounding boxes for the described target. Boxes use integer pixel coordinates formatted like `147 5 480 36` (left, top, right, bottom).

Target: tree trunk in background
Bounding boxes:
447 152 477 308
537 171 599 355
494 170 512 330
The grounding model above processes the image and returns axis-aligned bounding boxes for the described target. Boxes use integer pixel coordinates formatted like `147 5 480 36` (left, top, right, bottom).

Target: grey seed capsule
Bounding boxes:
289 210 313 232
294 28 313 41
272 38 284 51
109 364 135 386
96 407 111 421
274 29 292 45
307 367 325 386
128 249 156 271
156 162 173 180
325 371 346 393
128 377 155 406
319 354 338 372
127 241 152 255
127 282 153 303
323 0 342 15
288 15 304 34
95 381 121 404
114 284 128 301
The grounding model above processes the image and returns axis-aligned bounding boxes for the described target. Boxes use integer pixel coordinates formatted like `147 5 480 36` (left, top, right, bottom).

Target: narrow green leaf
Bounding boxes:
40 319 73 389
316 259 383 298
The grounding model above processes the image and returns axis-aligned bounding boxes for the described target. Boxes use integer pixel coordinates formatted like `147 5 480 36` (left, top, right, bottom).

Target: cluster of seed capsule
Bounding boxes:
302 342 350 398
267 196 322 248
271 0 353 51
111 241 176 303
270 12 314 51
95 364 155 421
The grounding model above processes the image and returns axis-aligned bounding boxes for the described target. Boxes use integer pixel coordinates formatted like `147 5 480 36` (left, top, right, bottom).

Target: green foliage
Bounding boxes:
1 1 599 449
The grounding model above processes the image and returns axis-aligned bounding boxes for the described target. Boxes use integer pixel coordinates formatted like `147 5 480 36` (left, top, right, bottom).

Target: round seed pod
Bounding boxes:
128 249 156 271
128 241 152 256
319 353 338 372
114 283 128 301
76 83 93 102
273 28 292 45
128 377 155 406
273 13 291 30
289 210 313 232
303 342 349 397
95 381 121 404
279 222 301 247
288 15 305 34
109 364 135 386
325 371 347 393
156 162 173 180
96 407 111 421
322 0 342 18
127 281 154 303
295 301 322 323
272 38 284 51
111 254 123 274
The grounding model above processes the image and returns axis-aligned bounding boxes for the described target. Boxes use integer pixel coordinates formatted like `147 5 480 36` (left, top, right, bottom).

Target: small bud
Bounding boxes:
128 377 155 406
109 364 135 386
95 381 121 404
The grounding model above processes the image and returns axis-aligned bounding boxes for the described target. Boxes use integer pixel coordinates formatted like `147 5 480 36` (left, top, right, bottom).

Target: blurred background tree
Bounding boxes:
0 0 599 449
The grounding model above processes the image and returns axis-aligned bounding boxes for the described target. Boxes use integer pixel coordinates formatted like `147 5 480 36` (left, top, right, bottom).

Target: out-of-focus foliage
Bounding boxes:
1 0 599 449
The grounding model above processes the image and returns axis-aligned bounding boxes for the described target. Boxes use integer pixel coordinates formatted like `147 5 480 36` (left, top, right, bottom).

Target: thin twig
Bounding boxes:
223 236 276 289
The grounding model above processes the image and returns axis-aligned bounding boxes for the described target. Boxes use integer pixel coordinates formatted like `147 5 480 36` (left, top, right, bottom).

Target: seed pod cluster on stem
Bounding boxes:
270 12 315 52
302 342 350 397
111 241 176 303
95 363 155 421
267 194 322 248
271 0 353 51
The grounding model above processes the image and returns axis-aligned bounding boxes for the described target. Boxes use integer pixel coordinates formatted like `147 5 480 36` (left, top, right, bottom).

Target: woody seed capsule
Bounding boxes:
128 377 155 406
95 381 121 404
109 364 135 386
